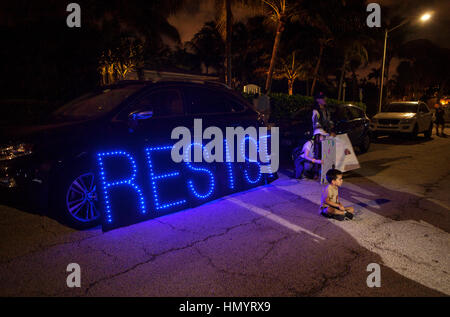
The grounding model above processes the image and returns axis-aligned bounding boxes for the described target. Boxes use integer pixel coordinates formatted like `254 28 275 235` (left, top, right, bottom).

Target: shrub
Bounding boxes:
242 92 367 122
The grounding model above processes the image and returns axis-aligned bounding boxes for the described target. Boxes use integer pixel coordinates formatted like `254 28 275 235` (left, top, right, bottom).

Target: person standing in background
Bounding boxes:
311 92 335 163
253 93 271 126
434 103 446 137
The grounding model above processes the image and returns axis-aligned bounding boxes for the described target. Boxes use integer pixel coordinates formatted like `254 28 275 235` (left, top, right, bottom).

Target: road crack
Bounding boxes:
83 218 263 295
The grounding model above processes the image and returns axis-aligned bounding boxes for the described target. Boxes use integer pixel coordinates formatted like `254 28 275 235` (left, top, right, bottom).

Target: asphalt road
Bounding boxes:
1 129 449 297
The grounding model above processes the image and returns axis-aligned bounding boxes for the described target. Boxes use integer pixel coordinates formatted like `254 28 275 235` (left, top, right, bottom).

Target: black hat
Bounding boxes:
315 91 326 100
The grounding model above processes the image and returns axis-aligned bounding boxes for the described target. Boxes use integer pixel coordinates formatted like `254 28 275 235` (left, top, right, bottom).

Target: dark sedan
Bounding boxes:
0 80 271 230
278 103 371 159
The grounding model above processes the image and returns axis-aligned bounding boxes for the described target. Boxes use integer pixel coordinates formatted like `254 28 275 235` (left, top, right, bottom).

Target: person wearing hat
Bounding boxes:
311 92 335 168
293 134 324 179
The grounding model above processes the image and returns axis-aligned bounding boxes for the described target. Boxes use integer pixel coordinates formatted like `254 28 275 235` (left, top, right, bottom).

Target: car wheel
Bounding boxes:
370 131 378 141
359 134 370 153
410 124 418 138
52 168 101 229
424 122 433 138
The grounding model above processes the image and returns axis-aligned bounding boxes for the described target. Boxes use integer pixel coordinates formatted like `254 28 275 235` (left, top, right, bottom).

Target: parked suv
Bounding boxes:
370 101 433 138
0 80 267 229
278 103 371 158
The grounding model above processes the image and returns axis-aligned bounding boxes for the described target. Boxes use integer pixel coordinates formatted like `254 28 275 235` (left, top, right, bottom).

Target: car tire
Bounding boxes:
51 165 101 230
359 134 370 153
370 131 378 141
410 124 418 139
424 122 433 139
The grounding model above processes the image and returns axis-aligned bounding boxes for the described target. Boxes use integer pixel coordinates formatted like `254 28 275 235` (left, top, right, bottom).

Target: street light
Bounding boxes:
378 12 433 113
420 13 432 22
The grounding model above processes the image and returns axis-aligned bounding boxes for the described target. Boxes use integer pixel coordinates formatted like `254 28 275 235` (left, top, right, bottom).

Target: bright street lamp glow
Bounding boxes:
420 13 432 22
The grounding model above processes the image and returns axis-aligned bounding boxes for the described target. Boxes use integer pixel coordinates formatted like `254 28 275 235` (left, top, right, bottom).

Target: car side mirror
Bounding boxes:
128 109 153 122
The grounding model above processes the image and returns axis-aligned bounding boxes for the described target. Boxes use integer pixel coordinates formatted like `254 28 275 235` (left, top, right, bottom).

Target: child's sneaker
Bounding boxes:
345 211 354 220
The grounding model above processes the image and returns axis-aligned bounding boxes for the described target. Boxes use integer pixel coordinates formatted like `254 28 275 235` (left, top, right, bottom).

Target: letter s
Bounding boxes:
185 143 215 199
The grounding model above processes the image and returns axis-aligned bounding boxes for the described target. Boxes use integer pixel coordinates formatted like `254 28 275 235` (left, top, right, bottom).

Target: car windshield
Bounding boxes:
52 85 144 120
383 103 418 113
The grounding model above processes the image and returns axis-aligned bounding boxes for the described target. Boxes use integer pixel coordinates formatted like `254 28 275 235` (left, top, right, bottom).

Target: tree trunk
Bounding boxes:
352 71 357 101
306 78 310 96
265 19 284 93
225 0 232 87
310 43 324 96
288 79 294 95
337 57 347 101
385 56 391 99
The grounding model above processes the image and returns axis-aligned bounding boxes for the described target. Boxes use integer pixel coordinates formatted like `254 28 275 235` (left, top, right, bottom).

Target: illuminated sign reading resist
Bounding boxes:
96 137 277 231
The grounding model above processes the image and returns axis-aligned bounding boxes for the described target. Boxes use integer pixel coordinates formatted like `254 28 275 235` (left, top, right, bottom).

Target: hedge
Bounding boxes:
242 92 367 123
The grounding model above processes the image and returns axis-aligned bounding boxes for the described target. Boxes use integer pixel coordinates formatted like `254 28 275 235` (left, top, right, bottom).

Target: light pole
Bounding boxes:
378 12 433 113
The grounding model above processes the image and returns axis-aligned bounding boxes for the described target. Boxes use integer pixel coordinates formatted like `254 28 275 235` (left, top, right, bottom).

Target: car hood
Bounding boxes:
373 112 416 120
0 118 100 145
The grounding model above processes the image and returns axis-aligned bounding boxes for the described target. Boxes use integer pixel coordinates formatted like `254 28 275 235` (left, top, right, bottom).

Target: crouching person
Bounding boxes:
293 134 324 179
319 169 354 221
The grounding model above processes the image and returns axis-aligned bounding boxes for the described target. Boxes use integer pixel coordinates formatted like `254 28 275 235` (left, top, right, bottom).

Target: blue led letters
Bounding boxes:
145 146 187 210
184 143 216 199
241 136 262 184
96 138 276 231
97 151 146 224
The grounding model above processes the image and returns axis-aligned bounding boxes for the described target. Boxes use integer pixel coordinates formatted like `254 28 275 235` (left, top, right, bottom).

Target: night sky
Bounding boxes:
169 0 450 48
166 0 449 81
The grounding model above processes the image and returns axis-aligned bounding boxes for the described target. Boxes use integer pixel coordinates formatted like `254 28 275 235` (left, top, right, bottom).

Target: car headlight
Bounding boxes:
0 143 34 161
371 119 377 123
401 118 414 124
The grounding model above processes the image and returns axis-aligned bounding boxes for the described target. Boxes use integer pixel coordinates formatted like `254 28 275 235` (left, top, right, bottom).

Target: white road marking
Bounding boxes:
227 197 325 242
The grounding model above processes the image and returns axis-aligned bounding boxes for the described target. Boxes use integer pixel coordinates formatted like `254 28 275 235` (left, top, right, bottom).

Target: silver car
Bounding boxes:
370 101 433 138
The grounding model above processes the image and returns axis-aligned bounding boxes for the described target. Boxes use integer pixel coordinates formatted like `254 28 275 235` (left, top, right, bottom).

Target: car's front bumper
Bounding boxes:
370 122 414 133
0 156 50 210
0 157 38 189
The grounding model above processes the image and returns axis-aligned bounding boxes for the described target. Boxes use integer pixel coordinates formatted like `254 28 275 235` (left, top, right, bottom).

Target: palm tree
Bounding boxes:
300 0 344 96
187 21 224 74
274 52 307 95
214 0 263 86
213 0 233 85
90 1 202 82
368 67 381 90
262 0 287 93
99 36 144 85
337 40 368 101
309 38 333 96
234 16 274 88
332 0 370 100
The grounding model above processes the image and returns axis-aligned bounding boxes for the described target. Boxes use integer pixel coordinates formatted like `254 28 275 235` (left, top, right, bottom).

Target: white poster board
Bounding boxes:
321 137 336 184
321 134 360 183
334 134 360 172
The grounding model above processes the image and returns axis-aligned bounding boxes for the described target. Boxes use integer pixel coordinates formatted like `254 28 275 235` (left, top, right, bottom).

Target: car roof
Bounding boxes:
101 80 240 97
109 80 231 89
102 80 253 110
389 101 420 104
